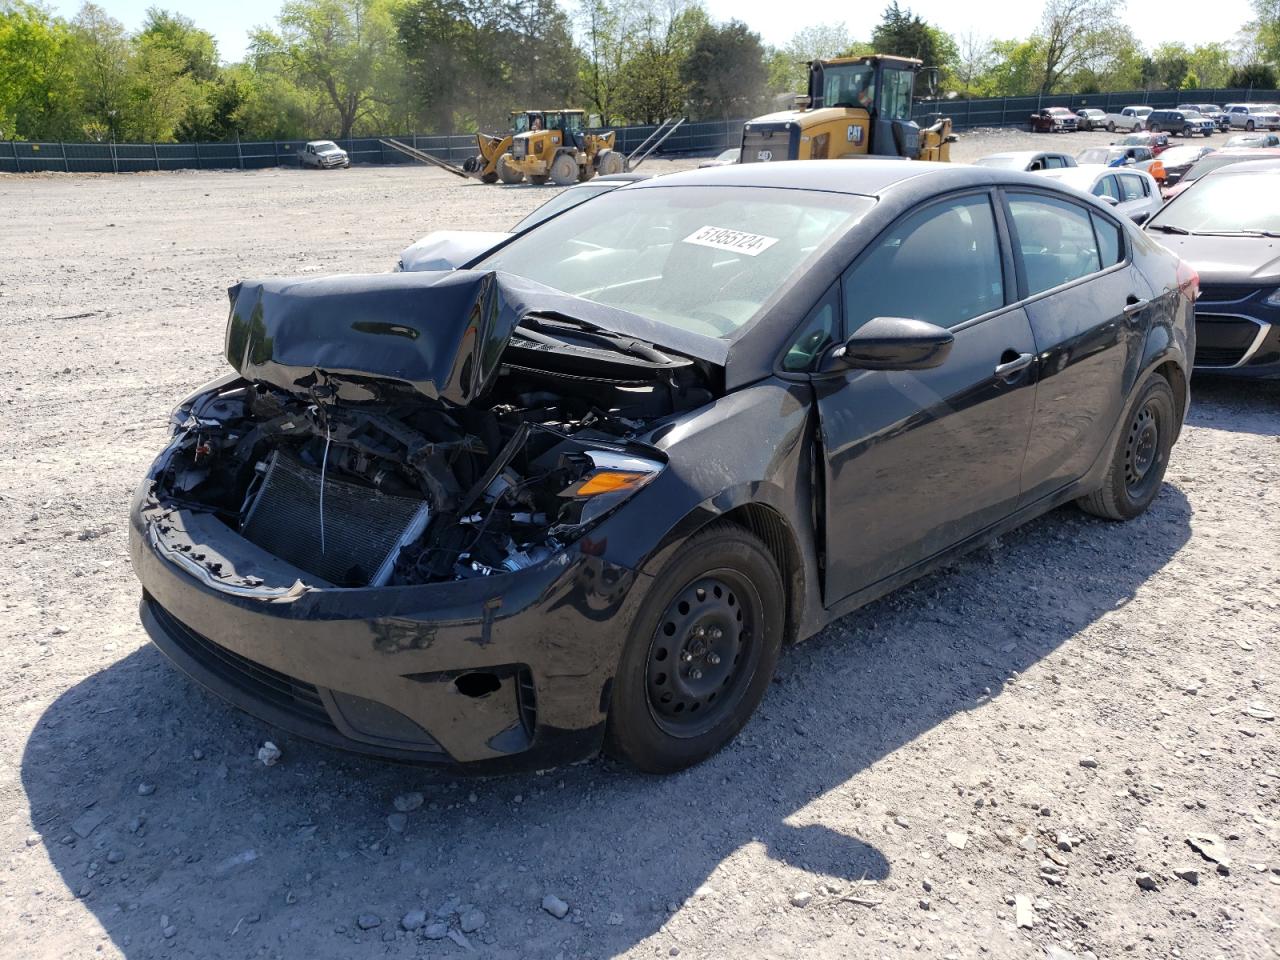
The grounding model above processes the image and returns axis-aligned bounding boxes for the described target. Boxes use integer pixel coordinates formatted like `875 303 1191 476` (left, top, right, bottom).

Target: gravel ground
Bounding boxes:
1 133 1278 960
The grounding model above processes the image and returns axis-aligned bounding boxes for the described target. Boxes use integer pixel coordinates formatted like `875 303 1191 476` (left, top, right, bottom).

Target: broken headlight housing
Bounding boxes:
555 450 664 530
167 373 241 433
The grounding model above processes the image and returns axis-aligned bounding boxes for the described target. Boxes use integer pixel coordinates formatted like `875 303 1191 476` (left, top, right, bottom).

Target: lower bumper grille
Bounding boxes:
241 450 429 587
148 597 334 729
1194 314 1264 367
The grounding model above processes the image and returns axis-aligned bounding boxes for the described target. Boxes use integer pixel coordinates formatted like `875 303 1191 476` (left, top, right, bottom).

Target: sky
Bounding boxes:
51 0 1257 65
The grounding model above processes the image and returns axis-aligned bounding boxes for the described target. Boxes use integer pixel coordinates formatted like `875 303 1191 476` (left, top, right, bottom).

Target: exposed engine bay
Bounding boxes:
151 272 716 587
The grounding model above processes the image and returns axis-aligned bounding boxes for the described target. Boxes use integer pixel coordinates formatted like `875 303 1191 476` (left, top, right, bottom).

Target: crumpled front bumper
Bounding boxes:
128 476 651 772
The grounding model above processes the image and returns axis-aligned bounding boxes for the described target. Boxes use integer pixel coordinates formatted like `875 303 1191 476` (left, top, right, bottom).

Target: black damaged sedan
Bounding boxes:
130 161 1195 774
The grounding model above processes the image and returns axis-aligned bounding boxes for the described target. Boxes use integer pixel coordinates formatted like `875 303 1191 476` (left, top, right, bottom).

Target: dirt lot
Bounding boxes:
1 130 1277 960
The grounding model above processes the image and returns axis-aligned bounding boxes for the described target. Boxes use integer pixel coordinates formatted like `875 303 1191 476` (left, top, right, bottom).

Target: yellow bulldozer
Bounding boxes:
740 54 956 164
380 111 684 185
494 109 625 185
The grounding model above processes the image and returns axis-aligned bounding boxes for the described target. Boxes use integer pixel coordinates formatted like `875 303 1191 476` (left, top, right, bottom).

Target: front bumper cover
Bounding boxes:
129 476 652 772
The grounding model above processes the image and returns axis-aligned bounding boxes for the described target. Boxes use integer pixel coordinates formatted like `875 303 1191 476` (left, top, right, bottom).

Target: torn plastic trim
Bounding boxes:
147 522 313 603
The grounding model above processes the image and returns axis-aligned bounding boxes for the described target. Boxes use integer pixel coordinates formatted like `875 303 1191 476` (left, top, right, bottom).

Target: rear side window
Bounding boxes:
1044 156 1065 169
1118 174 1146 201
1091 213 1123 267
1007 193 1102 296
843 193 1005 332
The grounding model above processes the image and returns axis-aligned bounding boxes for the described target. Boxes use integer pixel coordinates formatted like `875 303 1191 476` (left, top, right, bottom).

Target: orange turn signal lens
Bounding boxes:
573 470 650 497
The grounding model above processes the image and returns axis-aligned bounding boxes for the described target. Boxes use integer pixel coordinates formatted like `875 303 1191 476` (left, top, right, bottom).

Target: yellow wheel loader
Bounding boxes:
497 110 625 186
740 54 956 165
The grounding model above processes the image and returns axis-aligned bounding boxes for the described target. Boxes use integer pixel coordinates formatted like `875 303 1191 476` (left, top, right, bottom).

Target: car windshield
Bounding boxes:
973 156 1022 168
509 182 622 233
1149 171 1280 234
477 186 874 338
1183 112 1204 119
1159 146 1207 165
1077 148 1116 164
1116 135 1144 145
1182 153 1270 182
314 141 339 152
716 148 739 162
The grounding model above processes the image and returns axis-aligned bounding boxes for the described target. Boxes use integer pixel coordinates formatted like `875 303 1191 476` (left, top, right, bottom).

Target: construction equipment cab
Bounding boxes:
497 110 624 186
741 54 954 164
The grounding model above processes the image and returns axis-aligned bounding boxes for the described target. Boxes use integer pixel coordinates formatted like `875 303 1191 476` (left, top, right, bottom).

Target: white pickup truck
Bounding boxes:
1224 103 1280 130
1099 106 1152 132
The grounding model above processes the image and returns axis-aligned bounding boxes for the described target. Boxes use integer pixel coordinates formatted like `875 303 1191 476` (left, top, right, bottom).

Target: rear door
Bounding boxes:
813 190 1038 601
1002 190 1149 504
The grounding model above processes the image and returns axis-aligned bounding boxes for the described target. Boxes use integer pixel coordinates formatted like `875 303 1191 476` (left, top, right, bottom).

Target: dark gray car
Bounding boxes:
1145 158 1280 377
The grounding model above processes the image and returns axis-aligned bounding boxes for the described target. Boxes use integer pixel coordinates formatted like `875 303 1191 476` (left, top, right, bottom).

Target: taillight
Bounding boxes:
1176 259 1199 301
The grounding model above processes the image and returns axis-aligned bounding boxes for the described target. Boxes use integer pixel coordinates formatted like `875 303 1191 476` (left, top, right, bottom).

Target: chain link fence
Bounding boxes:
5 89 1278 174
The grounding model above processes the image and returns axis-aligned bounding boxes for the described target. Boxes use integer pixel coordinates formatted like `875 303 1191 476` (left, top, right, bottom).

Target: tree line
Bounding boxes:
1 0 1277 143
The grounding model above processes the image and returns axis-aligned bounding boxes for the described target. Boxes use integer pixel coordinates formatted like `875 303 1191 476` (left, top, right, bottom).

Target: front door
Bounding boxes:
814 190 1039 602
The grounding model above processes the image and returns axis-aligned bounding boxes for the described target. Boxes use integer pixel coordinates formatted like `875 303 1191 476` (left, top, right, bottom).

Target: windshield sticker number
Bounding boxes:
683 225 780 257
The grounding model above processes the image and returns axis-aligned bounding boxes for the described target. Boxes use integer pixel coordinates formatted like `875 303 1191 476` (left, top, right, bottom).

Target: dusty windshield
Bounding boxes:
478 186 874 338
1150 172 1280 233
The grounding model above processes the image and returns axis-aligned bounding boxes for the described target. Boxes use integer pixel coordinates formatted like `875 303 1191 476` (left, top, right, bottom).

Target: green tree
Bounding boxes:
139 8 218 81
261 0 397 139
123 39 196 139
0 1 80 139
613 0 706 124
1150 42 1190 89
871 3 950 69
1186 43 1232 88
681 19 766 119
1033 0 1128 94
68 2 130 139
764 22 857 96
1228 62 1278 88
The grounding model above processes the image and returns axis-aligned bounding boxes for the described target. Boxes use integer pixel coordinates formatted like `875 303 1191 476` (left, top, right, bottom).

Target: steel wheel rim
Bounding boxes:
1124 400 1162 496
644 571 759 738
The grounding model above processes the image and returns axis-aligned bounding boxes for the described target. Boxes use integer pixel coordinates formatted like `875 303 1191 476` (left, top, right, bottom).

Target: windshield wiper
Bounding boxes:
1147 223 1190 234
1191 229 1280 238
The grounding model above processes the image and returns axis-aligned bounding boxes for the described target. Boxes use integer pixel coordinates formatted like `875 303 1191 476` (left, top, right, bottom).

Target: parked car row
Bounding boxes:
1039 102 1280 135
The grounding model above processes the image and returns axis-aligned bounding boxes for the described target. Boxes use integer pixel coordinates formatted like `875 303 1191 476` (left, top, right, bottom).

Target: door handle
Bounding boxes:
994 351 1034 378
1123 297 1150 316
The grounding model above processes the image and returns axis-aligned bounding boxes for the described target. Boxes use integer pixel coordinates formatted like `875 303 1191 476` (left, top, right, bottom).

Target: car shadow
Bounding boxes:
1189 375 1280 436
21 488 1191 958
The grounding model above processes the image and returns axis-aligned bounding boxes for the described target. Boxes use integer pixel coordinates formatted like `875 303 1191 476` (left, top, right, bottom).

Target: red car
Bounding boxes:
1113 131 1171 157
1029 107 1079 132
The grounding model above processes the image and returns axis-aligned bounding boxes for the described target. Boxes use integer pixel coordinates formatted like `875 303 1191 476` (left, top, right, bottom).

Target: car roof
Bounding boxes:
628 158 1013 197
978 150 1067 161
1039 165 1141 188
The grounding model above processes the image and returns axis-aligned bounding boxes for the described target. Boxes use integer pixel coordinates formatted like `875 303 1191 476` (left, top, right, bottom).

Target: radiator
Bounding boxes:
241 450 430 587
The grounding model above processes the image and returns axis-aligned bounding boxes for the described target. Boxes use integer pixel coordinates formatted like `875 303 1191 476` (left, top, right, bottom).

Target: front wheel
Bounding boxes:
496 154 523 184
605 522 784 773
549 152 578 186
1107 122 1116 132
1077 374 1176 521
1246 120 1255 131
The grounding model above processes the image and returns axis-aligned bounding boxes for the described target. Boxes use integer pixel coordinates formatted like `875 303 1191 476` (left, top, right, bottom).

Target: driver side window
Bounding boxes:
842 193 1005 335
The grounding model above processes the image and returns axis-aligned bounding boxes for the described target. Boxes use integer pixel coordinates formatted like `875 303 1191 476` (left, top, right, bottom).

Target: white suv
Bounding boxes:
1224 104 1280 130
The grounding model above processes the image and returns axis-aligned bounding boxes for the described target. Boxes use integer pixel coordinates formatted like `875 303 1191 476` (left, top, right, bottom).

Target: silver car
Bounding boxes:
299 140 350 169
1224 104 1280 131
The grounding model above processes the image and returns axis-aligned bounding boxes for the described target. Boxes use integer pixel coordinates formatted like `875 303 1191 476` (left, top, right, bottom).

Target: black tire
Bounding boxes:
605 521 784 774
496 154 523 184
1182 125 1192 137
528 174 549 185
1246 120 1255 131
1107 122 1116 132
549 152 578 186
1077 374 1176 521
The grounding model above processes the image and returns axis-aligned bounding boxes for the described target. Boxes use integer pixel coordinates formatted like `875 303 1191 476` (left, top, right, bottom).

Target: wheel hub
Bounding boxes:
646 577 749 726
1125 404 1159 490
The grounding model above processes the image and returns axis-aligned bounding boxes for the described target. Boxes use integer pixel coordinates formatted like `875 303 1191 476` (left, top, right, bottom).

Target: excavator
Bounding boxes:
740 54 956 164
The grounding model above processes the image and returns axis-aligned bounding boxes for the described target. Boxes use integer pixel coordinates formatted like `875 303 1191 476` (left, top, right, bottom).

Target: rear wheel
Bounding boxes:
550 153 578 186
605 522 784 773
1077 374 1176 521
480 172 499 184
528 174 549 185
496 154 523 184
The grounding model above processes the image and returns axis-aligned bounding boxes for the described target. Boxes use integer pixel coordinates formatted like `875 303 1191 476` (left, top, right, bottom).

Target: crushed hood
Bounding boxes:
226 270 728 406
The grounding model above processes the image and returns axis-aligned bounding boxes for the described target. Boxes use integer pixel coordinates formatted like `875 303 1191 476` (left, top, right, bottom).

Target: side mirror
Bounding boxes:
1130 211 1151 225
1099 194 1120 206
819 317 954 373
